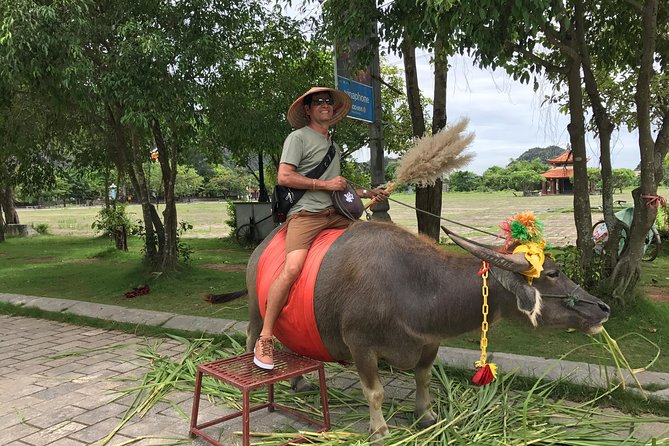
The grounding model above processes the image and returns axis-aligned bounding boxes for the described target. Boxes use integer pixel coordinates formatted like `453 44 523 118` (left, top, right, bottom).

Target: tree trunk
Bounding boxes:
258 151 269 202
432 38 448 134
574 0 618 274
424 37 448 241
106 101 160 264
151 118 178 270
0 182 20 224
0 205 5 242
565 54 594 277
402 40 440 240
609 0 661 302
103 169 110 209
114 225 128 251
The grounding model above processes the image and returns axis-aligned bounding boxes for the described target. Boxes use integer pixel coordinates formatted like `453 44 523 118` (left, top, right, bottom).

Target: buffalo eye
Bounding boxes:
545 270 560 279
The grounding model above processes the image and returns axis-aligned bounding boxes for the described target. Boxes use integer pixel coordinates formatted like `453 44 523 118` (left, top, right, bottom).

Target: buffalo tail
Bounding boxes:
203 289 247 304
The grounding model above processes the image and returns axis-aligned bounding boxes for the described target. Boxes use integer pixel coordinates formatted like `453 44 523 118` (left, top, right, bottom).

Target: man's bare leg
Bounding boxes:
253 248 308 369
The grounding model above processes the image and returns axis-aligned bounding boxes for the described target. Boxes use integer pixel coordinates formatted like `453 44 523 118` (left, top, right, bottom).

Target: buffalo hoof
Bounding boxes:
415 410 437 429
290 376 317 393
369 424 390 444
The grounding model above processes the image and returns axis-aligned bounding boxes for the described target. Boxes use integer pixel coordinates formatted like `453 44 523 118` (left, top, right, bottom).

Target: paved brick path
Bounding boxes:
0 316 193 445
1 304 668 445
0 315 411 446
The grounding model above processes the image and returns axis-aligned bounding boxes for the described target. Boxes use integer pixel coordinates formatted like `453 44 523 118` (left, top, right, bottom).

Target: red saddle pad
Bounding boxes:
256 227 345 362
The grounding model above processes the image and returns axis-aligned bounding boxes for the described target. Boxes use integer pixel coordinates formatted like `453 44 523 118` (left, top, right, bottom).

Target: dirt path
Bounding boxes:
387 193 591 247
645 287 669 302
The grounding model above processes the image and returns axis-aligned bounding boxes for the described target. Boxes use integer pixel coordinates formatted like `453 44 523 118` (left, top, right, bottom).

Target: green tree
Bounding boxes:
448 171 480 192
205 11 335 203
508 170 544 193
203 165 252 199
588 168 603 191
321 0 451 241
610 169 638 193
480 166 506 191
1 0 298 269
507 159 549 175
428 0 668 300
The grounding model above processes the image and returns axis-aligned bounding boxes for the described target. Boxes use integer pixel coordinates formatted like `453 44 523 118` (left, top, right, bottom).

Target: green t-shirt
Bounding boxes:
280 126 341 215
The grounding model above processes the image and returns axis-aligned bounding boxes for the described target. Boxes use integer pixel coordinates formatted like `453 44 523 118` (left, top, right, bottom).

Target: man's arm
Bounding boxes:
277 163 347 191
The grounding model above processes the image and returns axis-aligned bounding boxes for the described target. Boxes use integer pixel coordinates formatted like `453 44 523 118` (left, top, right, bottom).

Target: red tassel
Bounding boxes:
472 364 496 386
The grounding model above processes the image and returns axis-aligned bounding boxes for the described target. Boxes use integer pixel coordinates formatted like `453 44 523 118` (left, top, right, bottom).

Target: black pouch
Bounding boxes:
271 185 306 223
332 183 364 220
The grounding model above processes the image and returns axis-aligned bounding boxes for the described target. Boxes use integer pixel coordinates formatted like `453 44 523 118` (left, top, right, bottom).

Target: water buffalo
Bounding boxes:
217 221 610 443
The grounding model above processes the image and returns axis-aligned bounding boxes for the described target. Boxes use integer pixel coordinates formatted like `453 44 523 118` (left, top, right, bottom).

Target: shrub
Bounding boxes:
32 223 49 235
92 204 135 236
225 200 237 237
176 220 194 263
92 204 135 250
553 245 604 293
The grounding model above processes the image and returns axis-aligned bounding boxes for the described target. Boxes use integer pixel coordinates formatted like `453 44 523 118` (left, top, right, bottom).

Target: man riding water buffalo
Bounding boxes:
253 87 388 370
207 86 611 443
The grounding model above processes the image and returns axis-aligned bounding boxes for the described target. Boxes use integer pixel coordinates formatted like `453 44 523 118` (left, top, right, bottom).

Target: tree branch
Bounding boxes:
624 0 644 12
371 74 404 96
542 21 580 61
514 44 566 75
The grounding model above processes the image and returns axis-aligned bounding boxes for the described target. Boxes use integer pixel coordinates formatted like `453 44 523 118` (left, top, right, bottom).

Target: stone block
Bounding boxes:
5 224 38 237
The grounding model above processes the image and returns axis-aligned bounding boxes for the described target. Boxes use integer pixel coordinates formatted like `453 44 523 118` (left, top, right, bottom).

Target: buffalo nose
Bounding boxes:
599 302 611 314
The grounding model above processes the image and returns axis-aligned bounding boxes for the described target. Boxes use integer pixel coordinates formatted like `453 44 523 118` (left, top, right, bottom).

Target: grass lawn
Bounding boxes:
4 189 669 374
17 201 234 237
19 187 668 242
0 235 250 320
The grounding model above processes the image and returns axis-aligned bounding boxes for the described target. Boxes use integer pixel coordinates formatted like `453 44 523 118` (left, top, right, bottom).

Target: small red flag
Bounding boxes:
472 363 497 386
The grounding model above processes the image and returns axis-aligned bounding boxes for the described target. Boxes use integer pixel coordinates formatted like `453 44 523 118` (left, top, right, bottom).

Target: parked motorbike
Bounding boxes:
592 207 661 261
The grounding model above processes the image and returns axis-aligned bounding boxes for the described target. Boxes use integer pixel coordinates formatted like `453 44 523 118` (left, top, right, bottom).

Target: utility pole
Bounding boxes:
368 27 390 221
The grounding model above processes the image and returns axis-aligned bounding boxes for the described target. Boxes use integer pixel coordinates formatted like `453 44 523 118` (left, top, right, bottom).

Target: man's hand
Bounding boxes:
357 187 389 201
325 176 347 191
369 187 389 201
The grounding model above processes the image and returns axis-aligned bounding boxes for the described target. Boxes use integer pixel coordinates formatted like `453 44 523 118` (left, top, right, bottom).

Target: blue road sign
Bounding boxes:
336 76 374 123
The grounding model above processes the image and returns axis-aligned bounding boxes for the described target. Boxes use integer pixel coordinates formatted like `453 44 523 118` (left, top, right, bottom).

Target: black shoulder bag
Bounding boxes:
272 143 336 223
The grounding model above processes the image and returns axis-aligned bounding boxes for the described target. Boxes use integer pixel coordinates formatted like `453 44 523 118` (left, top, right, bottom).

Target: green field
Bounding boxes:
17 201 233 237
19 188 668 243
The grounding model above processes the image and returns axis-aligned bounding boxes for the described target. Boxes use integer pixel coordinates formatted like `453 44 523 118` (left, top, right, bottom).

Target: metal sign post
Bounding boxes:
334 34 390 221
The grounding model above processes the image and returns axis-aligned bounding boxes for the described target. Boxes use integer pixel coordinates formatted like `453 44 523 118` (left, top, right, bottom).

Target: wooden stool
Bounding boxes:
189 350 330 446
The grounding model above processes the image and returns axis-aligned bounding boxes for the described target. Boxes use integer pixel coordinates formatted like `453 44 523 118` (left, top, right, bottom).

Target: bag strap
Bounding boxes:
304 143 336 179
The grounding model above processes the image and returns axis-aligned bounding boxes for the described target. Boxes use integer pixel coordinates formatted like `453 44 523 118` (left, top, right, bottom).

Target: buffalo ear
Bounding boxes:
489 269 542 327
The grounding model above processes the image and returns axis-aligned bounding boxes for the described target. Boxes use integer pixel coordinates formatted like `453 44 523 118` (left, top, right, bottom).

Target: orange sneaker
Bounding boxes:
253 336 274 370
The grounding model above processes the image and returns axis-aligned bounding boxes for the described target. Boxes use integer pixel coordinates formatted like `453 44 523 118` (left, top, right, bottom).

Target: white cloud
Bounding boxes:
358 52 641 174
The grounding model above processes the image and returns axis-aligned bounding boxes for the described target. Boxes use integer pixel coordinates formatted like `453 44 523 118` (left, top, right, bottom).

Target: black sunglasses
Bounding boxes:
311 97 334 106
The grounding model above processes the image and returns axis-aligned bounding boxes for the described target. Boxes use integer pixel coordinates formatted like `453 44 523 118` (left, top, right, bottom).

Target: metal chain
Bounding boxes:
476 261 491 367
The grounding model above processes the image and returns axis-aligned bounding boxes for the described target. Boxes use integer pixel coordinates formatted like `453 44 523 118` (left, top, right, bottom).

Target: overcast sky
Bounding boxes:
353 52 641 175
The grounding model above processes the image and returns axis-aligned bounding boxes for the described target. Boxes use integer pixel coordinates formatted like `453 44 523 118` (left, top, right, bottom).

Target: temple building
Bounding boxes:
541 147 574 195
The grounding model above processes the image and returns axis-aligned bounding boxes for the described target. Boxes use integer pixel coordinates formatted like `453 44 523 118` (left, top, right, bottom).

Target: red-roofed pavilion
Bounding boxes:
541 148 575 194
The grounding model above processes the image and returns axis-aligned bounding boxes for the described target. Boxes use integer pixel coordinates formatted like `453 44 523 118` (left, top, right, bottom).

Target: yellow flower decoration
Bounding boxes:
513 241 546 283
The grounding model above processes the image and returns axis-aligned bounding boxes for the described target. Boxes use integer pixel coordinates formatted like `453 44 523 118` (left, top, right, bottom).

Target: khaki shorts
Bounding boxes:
285 207 353 253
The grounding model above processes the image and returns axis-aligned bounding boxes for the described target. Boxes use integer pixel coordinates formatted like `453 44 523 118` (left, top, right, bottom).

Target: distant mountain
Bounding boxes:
512 145 565 165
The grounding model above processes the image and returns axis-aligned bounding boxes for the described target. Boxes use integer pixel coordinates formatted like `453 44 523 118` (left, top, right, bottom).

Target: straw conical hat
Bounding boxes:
287 87 352 129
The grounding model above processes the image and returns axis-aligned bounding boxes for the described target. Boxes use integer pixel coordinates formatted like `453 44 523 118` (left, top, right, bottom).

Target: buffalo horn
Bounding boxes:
440 226 530 273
